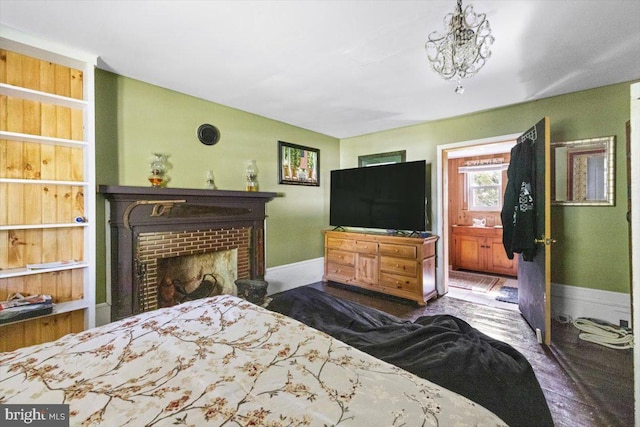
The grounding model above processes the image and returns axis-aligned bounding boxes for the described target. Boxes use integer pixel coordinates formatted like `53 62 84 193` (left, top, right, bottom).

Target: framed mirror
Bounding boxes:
551 136 615 206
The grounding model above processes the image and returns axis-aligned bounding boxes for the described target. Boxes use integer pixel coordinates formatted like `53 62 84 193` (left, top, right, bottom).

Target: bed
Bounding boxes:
1 294 507 426
267 287 553 427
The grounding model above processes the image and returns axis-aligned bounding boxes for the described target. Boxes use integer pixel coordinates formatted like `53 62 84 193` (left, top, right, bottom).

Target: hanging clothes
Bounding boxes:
501 140 537 261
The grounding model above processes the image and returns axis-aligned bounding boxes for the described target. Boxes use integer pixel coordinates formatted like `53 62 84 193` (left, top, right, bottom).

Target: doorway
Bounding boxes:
436 134 519 311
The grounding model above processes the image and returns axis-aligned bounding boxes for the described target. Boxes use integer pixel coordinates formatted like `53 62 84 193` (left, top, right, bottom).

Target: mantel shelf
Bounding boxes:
98 185 277 200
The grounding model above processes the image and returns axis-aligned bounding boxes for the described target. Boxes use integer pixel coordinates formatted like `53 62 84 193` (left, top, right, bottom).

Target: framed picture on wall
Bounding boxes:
278 141 320 186
358 150 406 167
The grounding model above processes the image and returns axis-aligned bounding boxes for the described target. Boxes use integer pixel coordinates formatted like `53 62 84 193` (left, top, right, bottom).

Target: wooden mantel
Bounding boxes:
98 185 277 320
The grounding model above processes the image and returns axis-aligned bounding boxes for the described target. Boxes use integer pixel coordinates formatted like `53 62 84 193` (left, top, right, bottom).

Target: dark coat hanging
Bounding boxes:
501 141 537 261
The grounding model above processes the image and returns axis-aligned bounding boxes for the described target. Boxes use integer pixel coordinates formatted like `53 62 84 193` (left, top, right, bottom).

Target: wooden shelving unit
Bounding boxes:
0 32 96 352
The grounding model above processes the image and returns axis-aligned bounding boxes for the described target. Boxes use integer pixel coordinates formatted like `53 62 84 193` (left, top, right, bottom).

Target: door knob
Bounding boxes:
534 237 557 245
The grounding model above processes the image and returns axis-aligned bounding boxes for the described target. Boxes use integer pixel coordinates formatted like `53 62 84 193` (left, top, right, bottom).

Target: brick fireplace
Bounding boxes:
99 185 276 321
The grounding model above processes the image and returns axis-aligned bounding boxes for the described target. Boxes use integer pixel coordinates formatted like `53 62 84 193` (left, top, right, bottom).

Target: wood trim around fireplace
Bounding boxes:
98 185 277 321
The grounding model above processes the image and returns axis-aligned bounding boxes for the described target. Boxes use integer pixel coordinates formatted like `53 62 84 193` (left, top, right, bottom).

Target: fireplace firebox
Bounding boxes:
99 185 276 321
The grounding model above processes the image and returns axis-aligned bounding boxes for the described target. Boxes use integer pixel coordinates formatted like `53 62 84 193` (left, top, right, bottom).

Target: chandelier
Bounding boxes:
425 0 494 94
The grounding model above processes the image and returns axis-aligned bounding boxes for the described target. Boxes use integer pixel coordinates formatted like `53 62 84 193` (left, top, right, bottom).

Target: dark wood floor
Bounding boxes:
304 282 634 427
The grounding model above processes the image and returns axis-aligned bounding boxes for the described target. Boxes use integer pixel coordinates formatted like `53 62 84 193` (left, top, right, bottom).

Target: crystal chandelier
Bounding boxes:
425 0 494 94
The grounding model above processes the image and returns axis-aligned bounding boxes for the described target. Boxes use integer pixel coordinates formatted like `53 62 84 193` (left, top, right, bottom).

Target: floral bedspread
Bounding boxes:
0 295 506 426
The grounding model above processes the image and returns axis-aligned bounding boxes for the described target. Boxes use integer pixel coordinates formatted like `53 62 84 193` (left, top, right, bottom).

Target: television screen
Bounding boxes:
330 160 428 232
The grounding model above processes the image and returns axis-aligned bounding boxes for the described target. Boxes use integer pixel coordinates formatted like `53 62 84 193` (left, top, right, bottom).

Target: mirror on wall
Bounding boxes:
551 136 615 206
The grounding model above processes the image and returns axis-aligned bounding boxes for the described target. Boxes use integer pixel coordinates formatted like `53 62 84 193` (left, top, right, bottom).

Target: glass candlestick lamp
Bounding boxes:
148 153 168 187
245 160 258 192
205 170 217 189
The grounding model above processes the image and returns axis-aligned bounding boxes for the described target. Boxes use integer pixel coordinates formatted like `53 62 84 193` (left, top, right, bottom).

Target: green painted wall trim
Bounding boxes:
340 82 636 294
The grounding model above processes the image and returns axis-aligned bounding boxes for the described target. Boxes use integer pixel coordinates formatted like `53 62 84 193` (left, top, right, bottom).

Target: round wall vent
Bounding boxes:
197 124 220 146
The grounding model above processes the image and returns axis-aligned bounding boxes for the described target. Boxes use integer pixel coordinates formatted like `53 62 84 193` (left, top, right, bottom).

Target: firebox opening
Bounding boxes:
157 250 238 308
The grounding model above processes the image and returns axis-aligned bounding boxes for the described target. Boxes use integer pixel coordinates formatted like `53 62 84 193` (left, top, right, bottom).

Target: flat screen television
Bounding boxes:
330 160 429 232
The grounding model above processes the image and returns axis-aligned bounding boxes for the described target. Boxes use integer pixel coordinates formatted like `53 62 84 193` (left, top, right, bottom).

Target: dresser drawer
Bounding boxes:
380 256 418 276
379 272 418 292
327 237 355 251
323 230 439 306
354 240 378 254
326 262 356 281
326 249 355 266
379 243 416 259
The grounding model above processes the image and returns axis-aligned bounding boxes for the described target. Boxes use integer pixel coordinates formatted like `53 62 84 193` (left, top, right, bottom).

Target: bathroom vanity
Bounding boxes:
451 225 517 276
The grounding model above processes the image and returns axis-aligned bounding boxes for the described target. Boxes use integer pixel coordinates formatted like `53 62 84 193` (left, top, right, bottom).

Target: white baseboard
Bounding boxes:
95 261 629 328
95 302 111 327
551 282 631 326
265 257 325 295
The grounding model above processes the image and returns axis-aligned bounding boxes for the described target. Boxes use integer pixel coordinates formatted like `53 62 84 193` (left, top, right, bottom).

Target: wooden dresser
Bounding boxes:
323 230 438 305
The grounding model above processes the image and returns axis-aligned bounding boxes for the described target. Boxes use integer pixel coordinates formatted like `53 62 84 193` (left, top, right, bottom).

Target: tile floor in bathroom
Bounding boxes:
446 273 519 312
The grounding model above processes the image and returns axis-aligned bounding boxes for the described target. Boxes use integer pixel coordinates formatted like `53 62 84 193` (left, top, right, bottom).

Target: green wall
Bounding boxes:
95 69 634 302
94 69 340 303
340 82 635 294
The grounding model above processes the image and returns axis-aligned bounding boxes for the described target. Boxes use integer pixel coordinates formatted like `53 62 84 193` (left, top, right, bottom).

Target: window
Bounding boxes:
467 169 502 211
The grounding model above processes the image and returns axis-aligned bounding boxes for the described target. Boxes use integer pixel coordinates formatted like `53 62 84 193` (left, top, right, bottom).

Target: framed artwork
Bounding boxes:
278 141 320 186
358 150 406 167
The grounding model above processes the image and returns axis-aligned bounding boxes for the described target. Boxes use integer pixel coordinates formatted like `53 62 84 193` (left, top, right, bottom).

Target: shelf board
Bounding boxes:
0 83 88 109
0 130 89 148
0 299 89 327
0 261 88 279
0 223 88 231
0 178 89 186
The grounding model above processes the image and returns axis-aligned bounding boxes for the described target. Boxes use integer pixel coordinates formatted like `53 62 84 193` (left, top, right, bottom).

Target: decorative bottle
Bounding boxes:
205 170 217 189
245 160 258 192
148 153 168 187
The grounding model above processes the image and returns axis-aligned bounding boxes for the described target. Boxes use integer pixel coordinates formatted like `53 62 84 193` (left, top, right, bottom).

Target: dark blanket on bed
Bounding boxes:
268 287 552 427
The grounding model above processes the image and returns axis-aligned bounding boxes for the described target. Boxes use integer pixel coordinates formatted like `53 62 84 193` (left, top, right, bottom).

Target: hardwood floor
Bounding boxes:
303 282 634 427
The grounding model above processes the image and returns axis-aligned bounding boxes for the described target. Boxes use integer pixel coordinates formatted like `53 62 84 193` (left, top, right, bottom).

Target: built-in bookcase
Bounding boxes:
0 31 96 352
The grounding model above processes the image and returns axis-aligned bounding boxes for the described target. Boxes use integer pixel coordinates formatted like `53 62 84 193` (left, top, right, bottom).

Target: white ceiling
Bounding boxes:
1 1 639 138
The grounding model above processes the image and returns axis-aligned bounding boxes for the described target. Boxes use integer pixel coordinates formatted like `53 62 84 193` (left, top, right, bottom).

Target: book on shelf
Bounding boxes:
0 295 54 324
26 260 81 270
1 294 53 310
